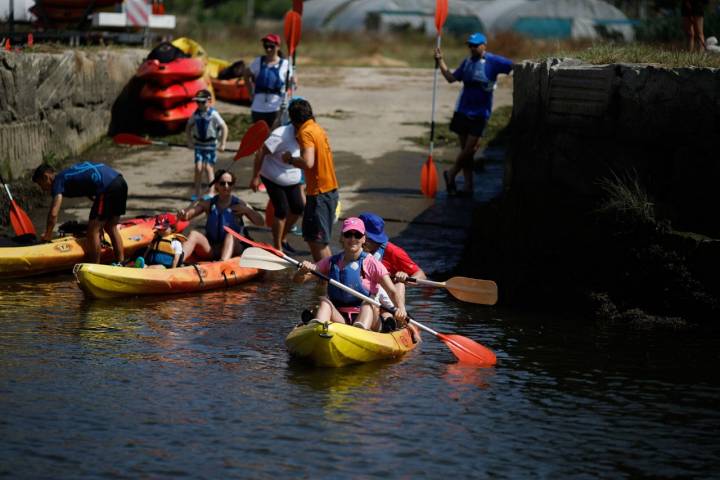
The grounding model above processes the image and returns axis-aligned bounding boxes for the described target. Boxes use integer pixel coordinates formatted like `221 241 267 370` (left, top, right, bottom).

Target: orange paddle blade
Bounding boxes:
420 155 438 198
9 202 36 236
112 133 153 146
292 0 303 15
284 11 302 57
234 121 270 160
438 333 497 366
264 199 275 227
435 0 448 33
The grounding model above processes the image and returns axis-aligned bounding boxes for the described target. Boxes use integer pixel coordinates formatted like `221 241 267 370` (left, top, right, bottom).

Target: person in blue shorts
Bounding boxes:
185 89 228 201
435 32 513 198
33 162 128 264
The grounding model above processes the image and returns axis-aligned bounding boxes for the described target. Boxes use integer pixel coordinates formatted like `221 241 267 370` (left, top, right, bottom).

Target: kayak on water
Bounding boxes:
285 319 421 367
0 216 158 279
73 257 261 299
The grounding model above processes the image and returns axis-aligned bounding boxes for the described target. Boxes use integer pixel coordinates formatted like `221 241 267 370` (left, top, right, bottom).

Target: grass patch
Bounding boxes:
596 170 656 227
554 43 720 68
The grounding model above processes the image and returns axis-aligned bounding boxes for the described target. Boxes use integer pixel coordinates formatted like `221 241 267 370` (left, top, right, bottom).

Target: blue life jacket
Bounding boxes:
328 251 370 308
192 107 218 144
255 57 286 95
206 195 245 246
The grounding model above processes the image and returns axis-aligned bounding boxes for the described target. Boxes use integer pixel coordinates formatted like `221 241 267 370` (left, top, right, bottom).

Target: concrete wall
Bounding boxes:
0 48 146 179
508 58 720 236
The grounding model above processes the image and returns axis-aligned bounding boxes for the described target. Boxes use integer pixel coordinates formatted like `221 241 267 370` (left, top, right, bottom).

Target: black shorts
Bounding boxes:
261 176 304 220
90 175 127 221
303 190 338 245
449 111 487 138
251 110 279 128
682 0 706 17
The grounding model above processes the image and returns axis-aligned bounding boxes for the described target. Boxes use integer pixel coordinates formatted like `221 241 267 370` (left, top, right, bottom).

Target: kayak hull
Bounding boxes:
285 320 420 367
211 77 250 104
0 218 155 279
136 58 206 87
143 101 197 133
74 258 261 298
140 77 208 109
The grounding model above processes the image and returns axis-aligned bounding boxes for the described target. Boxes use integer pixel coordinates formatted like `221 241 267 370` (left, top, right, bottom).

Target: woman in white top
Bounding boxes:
244 33 294 129
250 121 304 252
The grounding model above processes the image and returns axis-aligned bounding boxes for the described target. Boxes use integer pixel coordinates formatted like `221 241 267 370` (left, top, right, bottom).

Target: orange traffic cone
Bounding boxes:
27 33 34 47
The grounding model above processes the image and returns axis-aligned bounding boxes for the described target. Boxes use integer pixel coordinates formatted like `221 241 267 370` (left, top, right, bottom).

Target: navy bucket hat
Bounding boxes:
359 212 388 244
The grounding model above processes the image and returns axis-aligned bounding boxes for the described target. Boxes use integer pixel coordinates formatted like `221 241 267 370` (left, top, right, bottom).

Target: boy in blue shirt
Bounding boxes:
32 162 128 264
435 32 513 198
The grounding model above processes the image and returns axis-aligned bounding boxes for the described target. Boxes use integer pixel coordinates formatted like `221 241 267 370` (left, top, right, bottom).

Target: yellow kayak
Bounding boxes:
285 320 420 367
0 217 156 279
74 257 261 299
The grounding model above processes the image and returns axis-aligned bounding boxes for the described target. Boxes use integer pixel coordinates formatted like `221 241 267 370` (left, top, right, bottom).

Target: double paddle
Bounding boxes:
0 172 36 237
420 0 448 199
230 228 496 366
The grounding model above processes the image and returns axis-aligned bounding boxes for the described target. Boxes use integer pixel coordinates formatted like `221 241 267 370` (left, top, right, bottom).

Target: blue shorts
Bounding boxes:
194 148 217 165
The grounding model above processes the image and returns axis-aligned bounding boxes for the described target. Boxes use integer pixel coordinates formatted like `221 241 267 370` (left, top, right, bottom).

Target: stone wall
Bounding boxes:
466 59 720 322
0 48 146 178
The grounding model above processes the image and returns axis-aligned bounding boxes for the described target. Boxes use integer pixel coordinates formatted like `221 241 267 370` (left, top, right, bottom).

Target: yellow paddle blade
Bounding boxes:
445 277 498 305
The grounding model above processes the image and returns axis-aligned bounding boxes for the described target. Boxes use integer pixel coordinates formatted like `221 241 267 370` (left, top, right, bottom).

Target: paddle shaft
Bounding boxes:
429 35 442 157
0 172 16 203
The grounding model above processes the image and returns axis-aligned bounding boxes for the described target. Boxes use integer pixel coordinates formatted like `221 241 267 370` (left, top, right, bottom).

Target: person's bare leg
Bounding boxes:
694 16 706 51
86 219 103 263
282 212 300 244
447 133 468 182
104 216 124 263
460 134 482 193
182 231 212 260
354 304 377 330
316 297 345 323
205 163 215 196
272 216 286 250
308 241 331 261
193 161 203 198
220 233 235 260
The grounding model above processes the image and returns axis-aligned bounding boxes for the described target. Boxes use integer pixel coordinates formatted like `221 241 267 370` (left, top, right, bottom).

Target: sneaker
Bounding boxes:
111 261 122 267
300 309 313 325
289 224 302 236
443 170 457 195
282 241 297 254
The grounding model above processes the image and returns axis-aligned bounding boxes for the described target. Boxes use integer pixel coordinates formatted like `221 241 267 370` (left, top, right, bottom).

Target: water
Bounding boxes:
1 272 719 478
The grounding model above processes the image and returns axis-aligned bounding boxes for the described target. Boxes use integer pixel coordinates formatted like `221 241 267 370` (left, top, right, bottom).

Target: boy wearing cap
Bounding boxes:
185 89 228 201
435 32 513 198
244 33 294 128
283 98 339 261
294 217 407 331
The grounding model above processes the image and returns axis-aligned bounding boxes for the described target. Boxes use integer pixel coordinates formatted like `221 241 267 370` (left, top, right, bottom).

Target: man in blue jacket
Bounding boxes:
435 32 513 198
33 162 128 264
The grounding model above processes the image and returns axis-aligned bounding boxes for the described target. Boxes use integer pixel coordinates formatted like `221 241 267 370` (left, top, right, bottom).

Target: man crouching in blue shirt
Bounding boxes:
33 162 128 264
435 32 513 198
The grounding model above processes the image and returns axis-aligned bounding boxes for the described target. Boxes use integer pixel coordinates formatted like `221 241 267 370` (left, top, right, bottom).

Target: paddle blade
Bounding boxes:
435 0 448 33
113 133 152 146
284 11 302 56
292 0 303 15
234 121 270 159
420 155 438 198
9 201 36 236
265 199 275 227
438 333 497 366
445 277 498 305
223 226 284 258
240 247 293 271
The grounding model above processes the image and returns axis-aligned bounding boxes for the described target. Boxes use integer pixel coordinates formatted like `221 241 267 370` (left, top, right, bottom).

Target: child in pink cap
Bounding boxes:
293 217 407 330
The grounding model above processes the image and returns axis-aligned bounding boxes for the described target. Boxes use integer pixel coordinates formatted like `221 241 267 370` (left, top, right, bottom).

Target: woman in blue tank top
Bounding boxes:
177 170 264 261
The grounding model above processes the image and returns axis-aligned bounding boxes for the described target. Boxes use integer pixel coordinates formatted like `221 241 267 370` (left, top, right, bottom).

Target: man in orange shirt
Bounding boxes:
283 98 339 260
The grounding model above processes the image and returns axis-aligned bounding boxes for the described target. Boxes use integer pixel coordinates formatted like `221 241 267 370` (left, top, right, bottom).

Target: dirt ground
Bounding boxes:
61 66 513 253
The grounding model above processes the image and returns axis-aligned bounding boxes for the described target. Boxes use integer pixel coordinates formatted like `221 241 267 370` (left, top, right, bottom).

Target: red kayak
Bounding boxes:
211 77 250 104
143 101 197 133
136 58 206 87
140 77 208 109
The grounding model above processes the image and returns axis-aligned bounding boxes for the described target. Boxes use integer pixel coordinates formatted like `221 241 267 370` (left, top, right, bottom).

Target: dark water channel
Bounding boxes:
1 270 719 478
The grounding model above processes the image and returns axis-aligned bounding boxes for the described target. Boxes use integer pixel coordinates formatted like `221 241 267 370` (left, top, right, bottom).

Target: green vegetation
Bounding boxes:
555 43 720 68
596 170 656 227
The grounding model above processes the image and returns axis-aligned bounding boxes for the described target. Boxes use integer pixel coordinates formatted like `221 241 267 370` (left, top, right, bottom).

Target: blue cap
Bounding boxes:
359 212 388 244
467 32 487 46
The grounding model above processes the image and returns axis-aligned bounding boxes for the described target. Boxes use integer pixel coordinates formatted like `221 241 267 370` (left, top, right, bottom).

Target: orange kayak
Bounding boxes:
0 217 156 279
211 77 250 104
143 101 197 133
74 257 262 298
136 58 206 87
140 77 209 109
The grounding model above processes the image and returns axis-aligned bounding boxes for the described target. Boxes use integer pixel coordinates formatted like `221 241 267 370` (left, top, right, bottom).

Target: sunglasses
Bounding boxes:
217 181 234 187
467 43 481 48
342 231 364 239
263 43 277 49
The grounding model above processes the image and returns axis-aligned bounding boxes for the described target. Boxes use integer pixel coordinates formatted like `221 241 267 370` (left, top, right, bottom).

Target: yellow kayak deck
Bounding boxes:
285 320 420 367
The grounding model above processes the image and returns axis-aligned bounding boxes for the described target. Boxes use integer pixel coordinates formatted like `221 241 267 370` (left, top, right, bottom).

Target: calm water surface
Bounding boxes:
1 271 719 478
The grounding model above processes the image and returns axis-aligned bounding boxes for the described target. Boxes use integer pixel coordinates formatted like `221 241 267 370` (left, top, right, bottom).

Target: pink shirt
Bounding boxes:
316 254 389 295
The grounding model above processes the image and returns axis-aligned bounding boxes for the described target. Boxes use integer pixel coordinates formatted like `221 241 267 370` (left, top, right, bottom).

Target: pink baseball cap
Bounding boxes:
262 33 281 45
341 217 365 235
